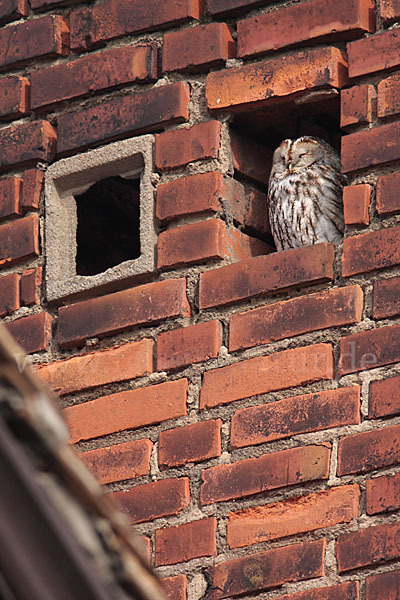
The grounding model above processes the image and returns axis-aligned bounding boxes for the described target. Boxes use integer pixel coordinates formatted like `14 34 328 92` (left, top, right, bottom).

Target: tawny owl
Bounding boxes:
267 136 345 252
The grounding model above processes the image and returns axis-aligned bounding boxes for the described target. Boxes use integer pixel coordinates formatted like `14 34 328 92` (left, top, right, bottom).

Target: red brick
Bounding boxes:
373 276 400 319
366 472 400 514
378 72 400 118
20 267 41 306
336 521 400 572
275 582 360 600
155 517 216 566
0 16 68 69
230 285 363 351
200 243 334 309
228 485 360 548
6 312 53 354
347 28 400 77
0 121 56 172
163 23 235 73
80 439 152 485
57 83 189 156
159 419 221 467
238 0 374 59
140 536 151 564
0 178 22 220
230 129 271 186
0 273 20 317
201 343 333 409
341 84 375 128
343 184 371 226
31 45 157 110
58 278 189 348
71 0 203 50
366 571 400 600
380 0 400 22
113 477 190 524
338 423 400 475
207 0 275 17
231 386 360 449
155 121 221 171
342 225 400 276
204 539 325 600
200 444 330 505
376 172 400 215
339 324 400 375
37 339 154 396
0 215 39 268
64 378 188 443
342 122 400 173
157 321 222 371
0 76 30 120
21 170 44 212
206 47 347 111
0 0 29 22
369 375 400 418
160 575 187 600
226 178 270 234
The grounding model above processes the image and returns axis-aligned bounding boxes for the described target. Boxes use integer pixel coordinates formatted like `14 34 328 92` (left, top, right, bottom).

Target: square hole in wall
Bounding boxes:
45 135 155 301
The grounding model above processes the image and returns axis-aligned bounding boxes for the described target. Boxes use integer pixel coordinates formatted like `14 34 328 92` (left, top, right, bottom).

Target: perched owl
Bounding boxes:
267 136 345 252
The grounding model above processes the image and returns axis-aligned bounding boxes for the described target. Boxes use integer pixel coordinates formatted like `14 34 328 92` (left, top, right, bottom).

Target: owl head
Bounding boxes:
270 136 340 179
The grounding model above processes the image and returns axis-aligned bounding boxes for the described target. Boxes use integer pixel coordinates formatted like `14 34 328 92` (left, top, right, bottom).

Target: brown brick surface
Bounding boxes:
155 517 217 566
347 28 400 77
377 72 400 118
338 423 400 475
20 267 41 306
201 343 333 409
0 0 29 22
228 485 360 548
226 179 270 234
380 0 400 22
159 419 221 467
336 522 400 572
57 82 190 155
140 536 151 564
366 472 400 514
0 178 22 220
21 169 44 212
160 575 187 600
0 121 56 171
369 375 400 418
204 539 325 600
376 172 400 215
339 324 400 374
340 84 375 128
230 130 271 186
275 582 360 600
37 339 154 396
207 0 269 16
0 273 20 317
0 215 39 268
366 570 400 600
200 444 330 504
343 184 371 226
0 76 30 120
373 276 400 319
64 378 188 443
230 285 363 351
155 121 221 170
113 477 190 524
80 439 153 485
342 122 400 173
157 321 222 371
58 278 190 348
342 225 400 276
231 386 360 448
6 312 53 354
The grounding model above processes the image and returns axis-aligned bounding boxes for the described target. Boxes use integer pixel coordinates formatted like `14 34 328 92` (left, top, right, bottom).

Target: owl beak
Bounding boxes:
287 162 293 174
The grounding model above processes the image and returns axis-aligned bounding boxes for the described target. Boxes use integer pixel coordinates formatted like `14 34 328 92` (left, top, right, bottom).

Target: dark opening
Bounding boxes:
75 175 140 276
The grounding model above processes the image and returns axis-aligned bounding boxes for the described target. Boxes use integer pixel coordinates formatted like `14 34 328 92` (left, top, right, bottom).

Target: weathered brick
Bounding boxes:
0 16 69 69
373 276 400 319
230 129 271 186
6 312 53 354
70 0 203 50
366 571 400 600
31 45 158 110
64 378 188 443
231 386 360 449
113 477 190 524
157 321 222 371
159 419 221 467
200 444 330 505
140 536 151 564
376 172 400 215
339 324 400 375
37 339 154 396
347 28 400 77
58 278 189 348
155 121 221 171
230 285 363 351
21 169 44 212
343 184 371 226
338 423 400 475
160 575 187 600
0 273 20 317
366 472 400 514
228 485 360 548
0 121 56 171
200 242 334 309
380 0 400 23
226 178 270 234
206 47 348 111
20 267 41 306
336 522 400 572
0 215 39 268
369 375 400 418
342 122 400 173
204 539 325 600
0 76 30 120
155 517 216 566
163 23 234 73
207 0 275 17
0 177 22 219
57 82 189 156
201 343 333 409
0 0 29 22
80 439 152 485
342 225 400 276
238 0 374 59
275 582 360 600
340 84 376 128
377 72 400 118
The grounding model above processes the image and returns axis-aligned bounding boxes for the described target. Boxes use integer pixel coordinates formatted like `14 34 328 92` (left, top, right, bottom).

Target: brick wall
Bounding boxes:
1 0 400 599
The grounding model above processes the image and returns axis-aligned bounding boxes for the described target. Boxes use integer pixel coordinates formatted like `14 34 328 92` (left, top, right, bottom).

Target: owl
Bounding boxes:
267 136 345 252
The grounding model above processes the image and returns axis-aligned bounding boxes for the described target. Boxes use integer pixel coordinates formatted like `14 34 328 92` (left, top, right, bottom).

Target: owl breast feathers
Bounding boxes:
267 136 345 252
